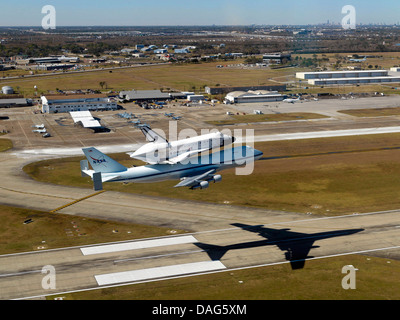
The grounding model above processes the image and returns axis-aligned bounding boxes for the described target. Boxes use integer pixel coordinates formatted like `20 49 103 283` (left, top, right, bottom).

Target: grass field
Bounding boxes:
207 112 329 126
2 54 399 98
0 60 291 97
338 107 400 117
23 133 400 215
0 135 12 152
0 204 185 255
55 254 400 300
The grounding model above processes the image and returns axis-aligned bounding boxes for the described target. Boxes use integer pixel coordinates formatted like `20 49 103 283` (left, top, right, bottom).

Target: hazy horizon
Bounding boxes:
1 0 399 27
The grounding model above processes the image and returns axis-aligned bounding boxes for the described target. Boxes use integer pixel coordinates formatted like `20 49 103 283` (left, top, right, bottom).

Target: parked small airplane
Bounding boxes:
32 128 47 133
349 56 366 62
172 116 182 120
128 125 235 164
32 124 45 129
81 145 263 191
164 112 174 117
283 97 300 103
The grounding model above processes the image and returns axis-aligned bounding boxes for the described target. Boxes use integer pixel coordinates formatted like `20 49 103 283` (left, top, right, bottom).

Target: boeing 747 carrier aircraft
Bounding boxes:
81 145 263 190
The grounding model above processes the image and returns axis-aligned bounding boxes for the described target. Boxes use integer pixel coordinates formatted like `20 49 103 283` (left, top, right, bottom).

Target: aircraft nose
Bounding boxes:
255 150 263 158
232 136 236 143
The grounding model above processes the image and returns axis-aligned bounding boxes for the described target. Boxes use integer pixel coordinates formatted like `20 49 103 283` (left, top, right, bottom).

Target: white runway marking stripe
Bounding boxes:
80 235 198 256
95 261 226 286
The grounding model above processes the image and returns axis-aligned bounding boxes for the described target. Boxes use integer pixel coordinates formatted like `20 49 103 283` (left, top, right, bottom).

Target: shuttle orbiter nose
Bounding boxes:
222 134 235 145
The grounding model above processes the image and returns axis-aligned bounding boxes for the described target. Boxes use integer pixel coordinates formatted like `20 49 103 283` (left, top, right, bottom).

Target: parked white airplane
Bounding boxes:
81 145 263 190
283 97 301 103
349 57 366 62
128 125 236 164
32 128 47 133
32 124 45 129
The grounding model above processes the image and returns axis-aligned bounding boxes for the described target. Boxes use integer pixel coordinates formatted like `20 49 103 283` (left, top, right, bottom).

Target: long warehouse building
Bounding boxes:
296 70 388 80
297 69 400 86
308 76 400 85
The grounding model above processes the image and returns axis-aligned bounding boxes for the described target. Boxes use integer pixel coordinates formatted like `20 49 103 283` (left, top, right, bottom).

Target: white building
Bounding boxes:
224 90 283 104
187 95 205 102
308 76 400 85
263 53 291 64
297 69 400 86
70 110 101 128
296 70 388 80
41 96 118 113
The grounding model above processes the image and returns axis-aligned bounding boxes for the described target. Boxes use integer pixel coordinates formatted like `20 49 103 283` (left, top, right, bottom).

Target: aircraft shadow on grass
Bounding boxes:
195 223 364 270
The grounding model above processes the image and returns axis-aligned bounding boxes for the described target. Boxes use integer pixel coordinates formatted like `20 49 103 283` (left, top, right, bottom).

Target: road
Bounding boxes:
1 209 399 299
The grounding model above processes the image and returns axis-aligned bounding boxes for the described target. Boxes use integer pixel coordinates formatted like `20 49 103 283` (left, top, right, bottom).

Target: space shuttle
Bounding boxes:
128 125 235 165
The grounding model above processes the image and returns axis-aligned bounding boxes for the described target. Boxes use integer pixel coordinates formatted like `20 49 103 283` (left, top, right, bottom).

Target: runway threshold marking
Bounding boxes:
49 190 105 213
80 235 198 256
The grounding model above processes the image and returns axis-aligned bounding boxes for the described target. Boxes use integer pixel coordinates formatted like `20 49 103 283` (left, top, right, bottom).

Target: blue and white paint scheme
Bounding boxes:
81 145 263 190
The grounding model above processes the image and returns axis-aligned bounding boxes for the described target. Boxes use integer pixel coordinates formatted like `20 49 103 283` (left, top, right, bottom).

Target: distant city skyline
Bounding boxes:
1 0 400 27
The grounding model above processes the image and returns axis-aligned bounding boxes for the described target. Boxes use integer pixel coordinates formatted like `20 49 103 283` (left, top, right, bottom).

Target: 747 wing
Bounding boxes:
174 169 222 189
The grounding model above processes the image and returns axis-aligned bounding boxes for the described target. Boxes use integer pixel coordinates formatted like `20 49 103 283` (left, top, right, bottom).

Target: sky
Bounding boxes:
1 0 400 26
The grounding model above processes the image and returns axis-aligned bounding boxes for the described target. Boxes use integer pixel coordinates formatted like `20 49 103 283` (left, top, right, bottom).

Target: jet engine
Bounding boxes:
199 181 209 189
191 180 209 190
213 175 222 183
190 175 221 190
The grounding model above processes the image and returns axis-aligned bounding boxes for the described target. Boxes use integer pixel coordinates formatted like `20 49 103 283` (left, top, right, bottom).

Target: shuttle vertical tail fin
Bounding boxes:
140 124 168 143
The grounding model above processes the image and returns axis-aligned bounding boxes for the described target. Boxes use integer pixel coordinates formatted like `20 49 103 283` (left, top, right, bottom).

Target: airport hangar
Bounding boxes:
0 98 32 108
296 70 389 80
205 84 286 95
296 69 400 86
307 76 400 86
224 90 284 104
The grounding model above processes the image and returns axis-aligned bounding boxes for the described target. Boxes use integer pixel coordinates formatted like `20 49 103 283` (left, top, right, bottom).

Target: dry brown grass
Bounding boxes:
338 107 400 117
0 60 289 97
0 204 185 255
60 254 400 300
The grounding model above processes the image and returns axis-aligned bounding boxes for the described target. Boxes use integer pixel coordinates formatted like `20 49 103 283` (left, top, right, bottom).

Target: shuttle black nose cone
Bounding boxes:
232 136 236 143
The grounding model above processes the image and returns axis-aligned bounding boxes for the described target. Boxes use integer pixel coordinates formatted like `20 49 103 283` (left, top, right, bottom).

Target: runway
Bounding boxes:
8 124 400 160
1 209 399 299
